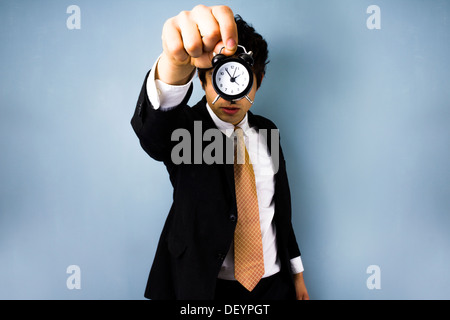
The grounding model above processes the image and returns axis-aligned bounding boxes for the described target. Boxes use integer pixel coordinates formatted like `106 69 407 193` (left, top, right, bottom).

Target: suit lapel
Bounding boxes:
247 111 275 157
194 99 237 202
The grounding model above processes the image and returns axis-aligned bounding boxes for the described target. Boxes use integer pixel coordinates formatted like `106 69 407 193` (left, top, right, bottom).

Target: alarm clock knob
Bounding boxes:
238 53 254 67
212 54 226 67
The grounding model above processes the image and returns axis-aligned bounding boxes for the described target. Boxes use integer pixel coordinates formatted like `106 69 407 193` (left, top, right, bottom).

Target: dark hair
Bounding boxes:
198 15 269 89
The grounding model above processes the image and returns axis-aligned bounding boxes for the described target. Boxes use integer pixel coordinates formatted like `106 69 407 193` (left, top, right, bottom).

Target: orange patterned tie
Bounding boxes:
233 126 265 291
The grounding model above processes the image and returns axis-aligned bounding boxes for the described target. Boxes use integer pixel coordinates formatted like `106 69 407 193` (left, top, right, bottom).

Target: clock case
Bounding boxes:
211 45 255 103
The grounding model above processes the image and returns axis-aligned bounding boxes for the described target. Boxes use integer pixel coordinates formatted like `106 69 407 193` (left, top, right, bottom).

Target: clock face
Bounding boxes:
212 58 253 101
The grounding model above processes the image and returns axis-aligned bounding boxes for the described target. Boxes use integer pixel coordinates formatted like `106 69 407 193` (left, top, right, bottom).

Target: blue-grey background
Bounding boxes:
1 0 449 299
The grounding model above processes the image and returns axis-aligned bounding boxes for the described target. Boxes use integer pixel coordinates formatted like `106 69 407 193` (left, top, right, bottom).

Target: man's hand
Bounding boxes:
157 5 238 85
293 272 310 300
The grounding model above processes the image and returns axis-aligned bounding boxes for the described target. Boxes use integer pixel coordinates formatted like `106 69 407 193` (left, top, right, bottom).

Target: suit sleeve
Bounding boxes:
278 142 303 265
286 186 304 274
131 71 193 162
146 57 195 110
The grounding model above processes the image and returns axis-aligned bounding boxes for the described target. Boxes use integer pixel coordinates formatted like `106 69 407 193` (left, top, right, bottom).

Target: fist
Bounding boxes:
157 5 238 84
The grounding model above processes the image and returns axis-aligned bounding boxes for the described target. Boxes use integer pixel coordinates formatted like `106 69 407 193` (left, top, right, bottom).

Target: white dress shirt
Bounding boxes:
146 58 304 279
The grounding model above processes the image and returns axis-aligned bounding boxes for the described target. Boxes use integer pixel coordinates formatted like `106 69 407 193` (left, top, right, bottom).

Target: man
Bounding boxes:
131 5 309 300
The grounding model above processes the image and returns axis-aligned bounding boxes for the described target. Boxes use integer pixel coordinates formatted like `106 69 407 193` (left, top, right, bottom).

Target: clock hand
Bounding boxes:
226 69 233 78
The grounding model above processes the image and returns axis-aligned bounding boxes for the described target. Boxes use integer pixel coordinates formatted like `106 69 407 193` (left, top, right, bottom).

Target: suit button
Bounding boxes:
229 214 236 222
217 253 226 261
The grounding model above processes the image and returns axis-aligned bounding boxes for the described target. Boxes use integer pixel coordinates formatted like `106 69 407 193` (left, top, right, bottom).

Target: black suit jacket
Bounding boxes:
131 72 301 300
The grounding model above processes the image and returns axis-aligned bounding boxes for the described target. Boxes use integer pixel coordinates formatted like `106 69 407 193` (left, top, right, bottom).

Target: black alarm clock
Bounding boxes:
211 45 254 105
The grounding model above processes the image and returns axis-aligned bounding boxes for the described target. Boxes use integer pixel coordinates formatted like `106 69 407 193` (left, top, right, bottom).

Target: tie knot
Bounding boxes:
234 126 245 142
234 126 246 144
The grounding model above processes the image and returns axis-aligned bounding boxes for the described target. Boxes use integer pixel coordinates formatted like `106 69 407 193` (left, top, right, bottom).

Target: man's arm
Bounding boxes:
130 71 194 162
131 5 239 161
157 4 238 85
146 57 195 110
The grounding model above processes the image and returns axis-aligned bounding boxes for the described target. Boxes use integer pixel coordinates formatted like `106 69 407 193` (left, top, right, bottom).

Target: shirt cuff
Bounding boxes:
146 56 195 110
290 256 304 274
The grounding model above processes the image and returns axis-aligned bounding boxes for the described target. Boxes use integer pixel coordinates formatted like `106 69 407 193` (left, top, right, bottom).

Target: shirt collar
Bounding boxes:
206 102 250 138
